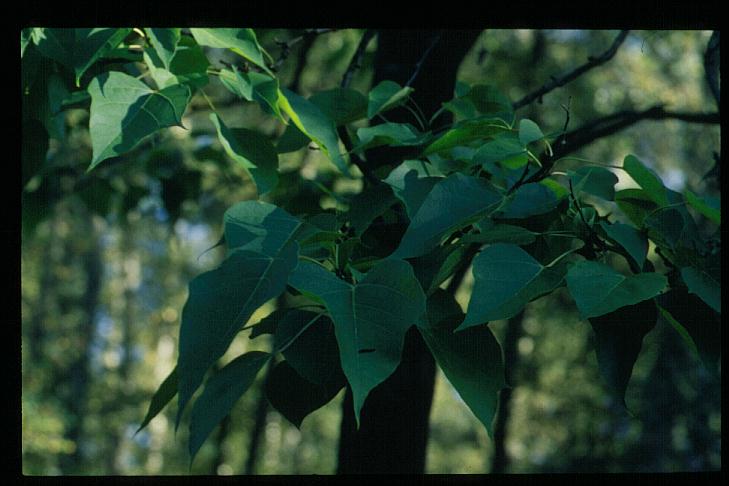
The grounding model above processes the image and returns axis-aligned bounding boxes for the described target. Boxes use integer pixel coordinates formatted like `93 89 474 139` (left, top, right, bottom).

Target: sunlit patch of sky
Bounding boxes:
544 30 587 42
174 218 217 267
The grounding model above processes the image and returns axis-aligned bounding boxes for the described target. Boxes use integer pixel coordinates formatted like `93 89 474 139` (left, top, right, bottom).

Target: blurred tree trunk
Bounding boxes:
490 311 525 473
336 30 481 474
59 211 102 473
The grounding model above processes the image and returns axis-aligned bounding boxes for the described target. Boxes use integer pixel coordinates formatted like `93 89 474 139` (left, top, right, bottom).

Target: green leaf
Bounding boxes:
222 200 304 254
599 221 648 269
136 367 177 434
265 361 345 428
275 124 310 153
459 221 537 246
383 160 444 219
273 311 343 386
680 264 720 313
392 173 503 259
622 154 669 207
310 88 368 125
209 113 279 194
287 259 426 425
218 69 282 120
614 188 658 227
410 244 470 295
518 119 544 146
565 261 667 319
143 35 209 89
145 28 181 70
418 290 505 436
367 80 414 118
345 184 398 236
355 123 429 151
248 308 289 339
422 118 510 156
444 84 514 124
279 88 348 175
190 28 273 75
588 300 657 406
471 133 527 167
656 289 720 373
569 166 618 201
177 202 303 428
684 189 720 225
189 352 270 461
458 244 566 330
87 72 191 170
496 182 563 219
32 28 132 85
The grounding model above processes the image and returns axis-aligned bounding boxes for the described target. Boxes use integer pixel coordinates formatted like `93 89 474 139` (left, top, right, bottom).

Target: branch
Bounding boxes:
271 28 335 72
523 105 720 185
341 29 377 88
405 31 442 87
512 30 630 110
703 31 720 108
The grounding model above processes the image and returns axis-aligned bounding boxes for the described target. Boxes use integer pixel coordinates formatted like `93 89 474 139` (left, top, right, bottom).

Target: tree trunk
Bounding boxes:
490 311 525 473
336 29 481 474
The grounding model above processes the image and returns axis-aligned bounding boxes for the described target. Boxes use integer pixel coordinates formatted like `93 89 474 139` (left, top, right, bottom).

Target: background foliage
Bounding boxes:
21 28 720 474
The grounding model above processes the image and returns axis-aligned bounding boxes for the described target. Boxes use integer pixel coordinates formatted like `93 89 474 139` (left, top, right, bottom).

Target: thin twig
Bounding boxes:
513 30 630 110
406 31 442 87
271 28 335 71
522 105 720 185
341 29 376 88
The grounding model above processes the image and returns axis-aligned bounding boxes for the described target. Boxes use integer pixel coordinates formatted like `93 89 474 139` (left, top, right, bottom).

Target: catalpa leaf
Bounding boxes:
569 166 618 201
418 290 505 436
188 352 270 461
311 88 369 125
383 160 444 219
265 360 345 429
136 367 177 434
681 262 721 313
279 88 348 175
218 69 282 120
355 123 429 151
190 28 273 76
209 113 279 194
458 244 566 330
287 259 426 425
622 154 669 207
518 119 544 146
145 28 181 70
459 220 537 246
345 184 398 236
392 173 503 259
566 261 667 319
496 182 563 219
471 132 527 167
589 300 657 407
176 202 303 428
143 35 209 89
87 72 191 170
656 289 721 374
367 80 414 118
32 28 131 85
684 189 720 225
614 189 658 227
599 221 648 269
422 118 510 156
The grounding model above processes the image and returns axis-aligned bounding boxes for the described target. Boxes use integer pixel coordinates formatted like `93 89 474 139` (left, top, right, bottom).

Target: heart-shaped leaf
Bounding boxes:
599 221 648 269
189 352 270 461
566 261 667 319
418 290 505 436
136 367 177 434
588 300 657 406
190 28 272 75
87 72 191 170
458 244 566 330
392 173 503 259
287 259 426 424
367 80 414 118
209 113 279 194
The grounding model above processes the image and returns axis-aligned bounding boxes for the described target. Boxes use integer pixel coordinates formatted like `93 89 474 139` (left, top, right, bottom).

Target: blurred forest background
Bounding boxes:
21 29 720 474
